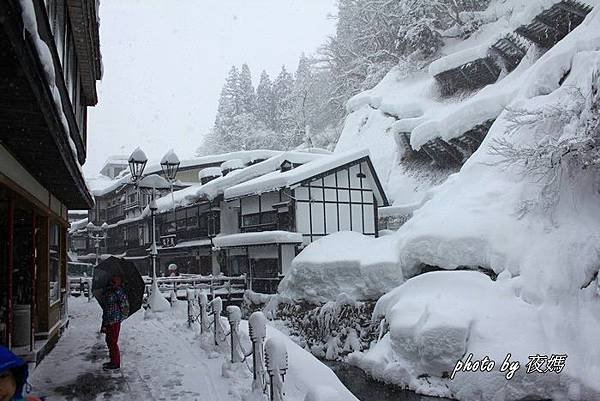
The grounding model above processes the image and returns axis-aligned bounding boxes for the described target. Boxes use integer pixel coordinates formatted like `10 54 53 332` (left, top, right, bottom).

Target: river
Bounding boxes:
322 360 454 401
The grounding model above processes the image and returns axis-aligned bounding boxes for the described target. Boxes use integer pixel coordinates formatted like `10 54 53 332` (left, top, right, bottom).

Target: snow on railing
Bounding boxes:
185 294 291 399
211 297 227 346
249 311 268 392
227 306 244 363
265 337 288 401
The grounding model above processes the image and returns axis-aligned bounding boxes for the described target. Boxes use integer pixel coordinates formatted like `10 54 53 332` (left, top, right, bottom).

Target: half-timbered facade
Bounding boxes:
218 150 388 293
0 0 101 357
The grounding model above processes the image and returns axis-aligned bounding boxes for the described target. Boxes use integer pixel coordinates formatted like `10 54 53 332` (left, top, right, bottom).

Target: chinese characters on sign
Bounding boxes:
450 353 567 380
160 234 177 248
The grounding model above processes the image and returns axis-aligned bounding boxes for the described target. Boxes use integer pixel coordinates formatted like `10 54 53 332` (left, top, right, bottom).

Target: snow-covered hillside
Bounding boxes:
282 0 600 399
336 0 597 205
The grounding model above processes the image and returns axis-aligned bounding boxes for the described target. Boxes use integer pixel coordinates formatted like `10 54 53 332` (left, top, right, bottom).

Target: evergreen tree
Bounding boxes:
206 66 244 153
255 70 275 129
290 54 314 144
272 66 295 138
238 63 256 114
214 66 239 132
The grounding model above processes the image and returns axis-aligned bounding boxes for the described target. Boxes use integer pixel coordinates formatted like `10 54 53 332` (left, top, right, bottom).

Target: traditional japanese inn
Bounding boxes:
0 0 101 356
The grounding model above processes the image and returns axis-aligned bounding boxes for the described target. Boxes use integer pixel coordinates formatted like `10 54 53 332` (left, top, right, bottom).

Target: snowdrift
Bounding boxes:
283 2 600 399
278 232 403 303
351 271 599 400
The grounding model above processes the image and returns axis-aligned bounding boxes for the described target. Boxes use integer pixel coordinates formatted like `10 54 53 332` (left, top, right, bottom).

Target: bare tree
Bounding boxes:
486 77 600 217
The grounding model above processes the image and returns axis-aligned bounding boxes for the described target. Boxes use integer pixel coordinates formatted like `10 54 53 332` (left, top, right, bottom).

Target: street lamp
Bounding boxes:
87 221 108 301
128 147 148 181
87 221 108 266
160 149 180 183
161 149 180 221
128 148 178 283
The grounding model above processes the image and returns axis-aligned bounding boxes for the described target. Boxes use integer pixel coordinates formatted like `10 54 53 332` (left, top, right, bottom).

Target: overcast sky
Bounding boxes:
84 0 337 176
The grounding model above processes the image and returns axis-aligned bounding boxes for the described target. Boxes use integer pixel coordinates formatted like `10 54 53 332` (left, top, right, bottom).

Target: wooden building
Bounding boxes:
83 151 280 276
0 0 101 358
220 150 388 293
77 149 388 294
151 150 387 293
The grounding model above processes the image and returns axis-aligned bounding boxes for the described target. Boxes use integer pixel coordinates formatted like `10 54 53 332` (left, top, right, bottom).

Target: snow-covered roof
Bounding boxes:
99 154 130 174
166 149 281 173
147 150 328 215
89 149 283 197
224 149 387 205
221 158 245 171
212 231 303 248
199 167 222 179
138 174 170 190
428 44 491 77
378 203 422 218
68 217 89 234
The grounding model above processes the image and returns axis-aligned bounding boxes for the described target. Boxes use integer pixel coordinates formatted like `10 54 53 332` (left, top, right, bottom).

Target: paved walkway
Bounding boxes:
30 296 240 401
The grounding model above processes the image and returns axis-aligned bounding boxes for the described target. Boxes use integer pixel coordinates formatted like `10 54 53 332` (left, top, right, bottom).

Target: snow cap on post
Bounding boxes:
265 337 288 372
248 311 267 341
226 305 242 324
212 296 223 315
198 292 208 306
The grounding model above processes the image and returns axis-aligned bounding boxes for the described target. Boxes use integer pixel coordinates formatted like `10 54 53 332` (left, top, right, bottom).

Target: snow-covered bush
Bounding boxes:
242 291 379 361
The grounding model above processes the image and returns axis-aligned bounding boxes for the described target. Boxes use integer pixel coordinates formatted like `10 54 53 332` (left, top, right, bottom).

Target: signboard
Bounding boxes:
160 234 177 248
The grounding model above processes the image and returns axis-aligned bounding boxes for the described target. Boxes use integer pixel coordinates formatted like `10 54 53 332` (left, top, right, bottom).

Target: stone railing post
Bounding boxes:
248 311 267 391
198 292 210 334
265 337 288 401
212 297 224 346
187 289 196 327
227 305 243 363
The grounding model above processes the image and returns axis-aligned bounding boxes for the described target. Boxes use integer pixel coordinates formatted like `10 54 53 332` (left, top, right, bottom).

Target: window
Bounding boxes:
198 214 208 236
242 214 260 227
187 215 198 228
208 211 220 236
49 223 61 303
241 211 277 232
277 211 290 231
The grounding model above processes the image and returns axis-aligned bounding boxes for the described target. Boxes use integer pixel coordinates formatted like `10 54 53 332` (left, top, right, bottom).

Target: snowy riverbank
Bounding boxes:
30 296 357 401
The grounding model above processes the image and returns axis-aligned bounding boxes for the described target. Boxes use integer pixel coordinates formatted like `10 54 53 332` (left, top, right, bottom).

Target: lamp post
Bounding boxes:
128 148 178 282
86 221 108 301
87 221 109 266
160 149 180 222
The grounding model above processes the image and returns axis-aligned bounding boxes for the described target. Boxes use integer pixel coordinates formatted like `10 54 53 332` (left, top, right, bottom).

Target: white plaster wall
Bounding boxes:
281 244 295 275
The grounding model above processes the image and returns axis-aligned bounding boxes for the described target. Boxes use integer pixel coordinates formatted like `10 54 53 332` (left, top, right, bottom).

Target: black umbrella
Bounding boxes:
92 256 145 316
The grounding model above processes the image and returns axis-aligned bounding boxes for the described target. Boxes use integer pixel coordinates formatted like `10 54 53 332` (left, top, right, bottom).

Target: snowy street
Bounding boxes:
31 296 230 400
30 296 356 401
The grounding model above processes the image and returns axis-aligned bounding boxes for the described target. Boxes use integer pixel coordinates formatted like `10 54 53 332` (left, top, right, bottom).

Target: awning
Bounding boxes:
212 231 302 249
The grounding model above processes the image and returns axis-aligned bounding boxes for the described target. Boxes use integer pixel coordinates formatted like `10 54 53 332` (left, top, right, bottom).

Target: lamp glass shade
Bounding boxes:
128 147 148 180
160 150 180 181
161 162 180 181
